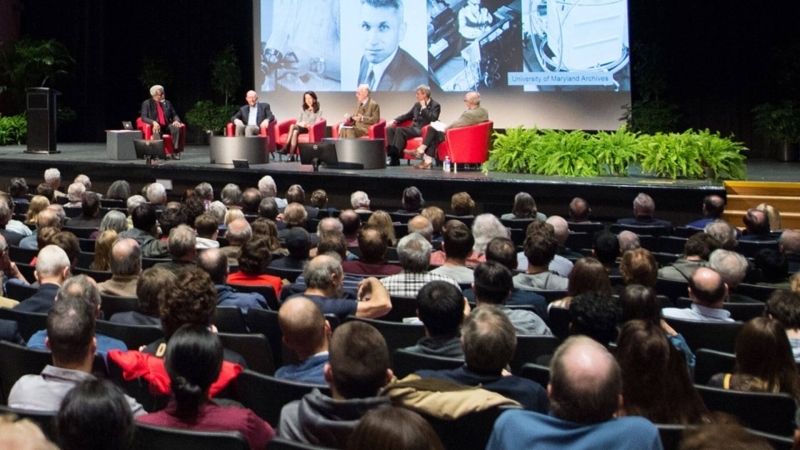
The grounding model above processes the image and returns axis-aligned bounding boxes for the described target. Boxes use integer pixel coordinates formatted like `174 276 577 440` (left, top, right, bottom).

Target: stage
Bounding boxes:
0 143 794 224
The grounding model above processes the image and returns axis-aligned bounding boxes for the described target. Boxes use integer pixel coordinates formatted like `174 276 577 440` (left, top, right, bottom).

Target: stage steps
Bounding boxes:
724 181 800 230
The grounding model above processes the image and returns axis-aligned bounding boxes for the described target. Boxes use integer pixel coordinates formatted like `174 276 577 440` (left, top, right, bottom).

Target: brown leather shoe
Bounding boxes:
403 149 423 158
414 161 433 169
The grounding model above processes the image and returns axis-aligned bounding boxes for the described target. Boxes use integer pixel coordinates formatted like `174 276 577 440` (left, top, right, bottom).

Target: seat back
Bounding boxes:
566 222 605 234
214 306 249 333
382 296 419 323
544 306 569 341
141 257 170 269
264 266 303 283
419 404 518 450
500 218 534 230
100 295 140 320
657 424 690 450
610 224 671 238
73 266 113 282
8 245 37 264
564 232 592 252
346 317 425 362
519 363 551 387
0 341 52 404
509 335 561 375
732 283 778 302
694 384 797 436
440 121 493 165
655 277 689 301
5 282 38 301
76 251 97 269
216 332 275 376
535 290 569 304
735 240 779 258
235 369 330 427
62 226 98 239
0 308 48 341
673 226 703 238
392 349 463 379
657 236 688 254
78 237 97 253
226 284 280 310
95 320 163 350
134 422 249 450
693 348 735 385
663 318 742 353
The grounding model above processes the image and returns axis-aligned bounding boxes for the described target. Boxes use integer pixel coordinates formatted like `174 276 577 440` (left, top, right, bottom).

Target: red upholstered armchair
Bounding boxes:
393 120 430 165
331 119 386 143
437 121 493 171
225 119 278 154
136 118 186 156
274 118 327 147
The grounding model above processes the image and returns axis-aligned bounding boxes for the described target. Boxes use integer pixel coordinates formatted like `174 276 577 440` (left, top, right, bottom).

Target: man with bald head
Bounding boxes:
568 197 591 223
338 210 361 247
15 245 71 313
487 336 661 449
231 90 274 136
97 238 141 298
687 194 726 229
220 218 252 267
276 297 332 384
662 267 733 322
19 208 61 250
408 215 433 242
546 215 580 271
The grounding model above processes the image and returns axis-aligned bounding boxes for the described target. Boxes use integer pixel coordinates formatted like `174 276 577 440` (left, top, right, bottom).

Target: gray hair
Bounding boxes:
472 214 509 254
304 255 343 290
633 193 655 215
36 245 71 277
258 176 278 198
357 84 371 95
408 218 433 242
146 183 166 204
208 201 227 223
416 85 431 97
617 231 641 253
168 224 196 259
44 168 61 184
461 305 516 371
350 191 370 209
149 85 164 96
466 91 481 106
106 180 131 200
99 210 128 234
397 233 432 272
221 183 242 206
57 274 101 310
110 238 141 276
74 174 91 190
318 217 344 234
704 220 738 250
67 182 85 203
708 249 748 288
127 195 147 215
780 230 800 254
226 219 252 246
194 182 213 201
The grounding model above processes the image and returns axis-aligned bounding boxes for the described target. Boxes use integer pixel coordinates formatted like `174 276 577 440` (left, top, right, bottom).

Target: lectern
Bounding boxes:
25 87 60 154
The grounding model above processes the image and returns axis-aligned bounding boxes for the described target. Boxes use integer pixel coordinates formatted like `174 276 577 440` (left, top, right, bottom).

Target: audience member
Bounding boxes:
407 215 433 243
341 225 402 276
198 248 268 313
194 213 220 249
686 194 726 229
64 182 85 208
567 197 591 223
44 168 65 197
679 422 772 450
704 219 738 250
381 233 459 298
109 267 174 326
20 208 61 250
619 248 658 289
417 305 549 412
430 221 476 283
66 192 102 228
226 237 283 296
0 192 32 237
14 245 70 313
502 192 546 221
25 195 50 226
763 290 800 362
486 336 661 450
8 177 29 204
450 192 475 217
0 234 28 287
351 190 371 212
50 231 80 270
157 206 190 240
97 238 141 297
137 325 274 449
220 183 243 209
118 204 169 258
615 320 709 424
366 210 396 245
220 217 252 266
514 233 569 291
754 248 790 287
550 257 611 309
8 296 143 415
568 291 620 347
194 182 214 204
36 183 55 203
708 249 756 302
473 261 551 335
286 184 320 219
421 206 445 243
616 192 671 227
617 230 640 255
279 321 393 448
658 233 720 281
592 231 620 274
271 227 311 270
0 200 24 246
339 209 361 246
472 213 509 259
0 414 58 449
153 224 197 274
547 215 582 265
106 180 131 201
276 297 332 384
348 407 445 450
398 186 424 214
258 175 287 209
404 281 467 358
241 188 263 215
145 182 167 211
780 229 800 273
92 210 128 239
755 202 781 231
56 379 136 450
662 267 732 322
740 208 771 241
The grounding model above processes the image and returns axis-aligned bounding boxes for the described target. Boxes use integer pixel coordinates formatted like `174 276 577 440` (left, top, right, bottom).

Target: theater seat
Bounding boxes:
273 118 327 150
437 121 493 171
225 118 278 155
390 119 429 165
136 118 186 156
331 119 386 144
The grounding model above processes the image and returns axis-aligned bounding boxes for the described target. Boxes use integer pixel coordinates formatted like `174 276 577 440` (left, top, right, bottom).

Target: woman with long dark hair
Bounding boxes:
137 325 274 449
280 91 322 160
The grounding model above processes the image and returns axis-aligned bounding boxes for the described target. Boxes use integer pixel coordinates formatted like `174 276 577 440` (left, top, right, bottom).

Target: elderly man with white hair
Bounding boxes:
381 233 460 298
708 249 760 303
616 192 671 228
145 183 167 210
231 90 275 136
44 168 65 198
14 245 71 313
140 84 183 159
350 191 371 212
257 175 287 209
64 182 85 208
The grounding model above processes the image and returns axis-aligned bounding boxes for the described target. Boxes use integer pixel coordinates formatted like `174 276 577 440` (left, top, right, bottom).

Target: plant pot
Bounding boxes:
776 142 799 162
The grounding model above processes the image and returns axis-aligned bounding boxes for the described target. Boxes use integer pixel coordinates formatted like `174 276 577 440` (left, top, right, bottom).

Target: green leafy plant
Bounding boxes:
591 125 640 176
0 38 75 112
531 129 600 177
185 100 237 133
211 45 241 107
695 129 748 181
485 126 537 173
638 131 704 179
752 101 800 144
0 114 28 145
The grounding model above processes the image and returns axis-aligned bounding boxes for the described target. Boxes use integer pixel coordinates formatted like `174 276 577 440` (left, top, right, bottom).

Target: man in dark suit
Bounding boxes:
14 245 71 313
231 90 275 136
140 85 183 159
357 0 427 92
385 85 441 166
615 193 671 228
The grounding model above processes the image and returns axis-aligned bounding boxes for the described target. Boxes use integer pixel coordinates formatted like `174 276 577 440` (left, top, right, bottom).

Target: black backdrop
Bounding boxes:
14 0 800 157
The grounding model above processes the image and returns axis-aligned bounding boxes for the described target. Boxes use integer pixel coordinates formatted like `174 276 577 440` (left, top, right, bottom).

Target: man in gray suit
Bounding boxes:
231 90 275 136
406 91 488 169
357 0 427 92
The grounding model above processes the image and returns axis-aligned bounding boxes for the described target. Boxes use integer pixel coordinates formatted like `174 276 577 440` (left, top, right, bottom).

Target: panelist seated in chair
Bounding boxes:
231 90 275 136
278 91 323 158
404 91 488 169
141 84 184 159
339 84 380 139
386 84 440 166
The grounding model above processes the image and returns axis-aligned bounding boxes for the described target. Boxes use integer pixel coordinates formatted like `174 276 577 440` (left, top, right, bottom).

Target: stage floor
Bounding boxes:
0 143 795 223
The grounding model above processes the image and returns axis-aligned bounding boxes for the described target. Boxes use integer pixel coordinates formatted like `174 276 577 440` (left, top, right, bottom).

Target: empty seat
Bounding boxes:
392 349 463 379
694 384 796 436
234 369 330 427
663 318 741 353
134 422 249 450
510 335 561 375
346 316 425 362
693 348 735 385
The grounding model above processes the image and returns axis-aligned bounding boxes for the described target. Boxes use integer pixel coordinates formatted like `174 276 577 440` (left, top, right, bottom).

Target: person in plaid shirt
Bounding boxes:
380 233 459 298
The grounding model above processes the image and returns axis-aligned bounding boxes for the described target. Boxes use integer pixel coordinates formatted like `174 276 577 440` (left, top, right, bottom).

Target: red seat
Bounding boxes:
273 118 327 147
136 118 186 156
392 119 430 165
225 119 278 154
437 121 493 171
331 119 386 144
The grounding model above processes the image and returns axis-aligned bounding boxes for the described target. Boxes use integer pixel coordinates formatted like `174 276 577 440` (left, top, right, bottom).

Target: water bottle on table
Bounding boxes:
443 156 451 172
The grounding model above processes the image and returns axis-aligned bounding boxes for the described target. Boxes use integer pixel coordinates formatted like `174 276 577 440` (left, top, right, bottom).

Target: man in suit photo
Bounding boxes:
140 85 184 159
357 0 427 92
385 85 441 166
231 90 275 136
